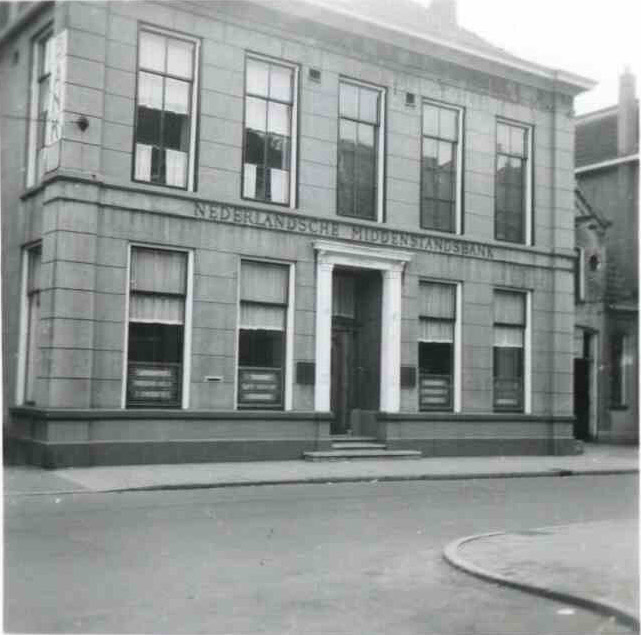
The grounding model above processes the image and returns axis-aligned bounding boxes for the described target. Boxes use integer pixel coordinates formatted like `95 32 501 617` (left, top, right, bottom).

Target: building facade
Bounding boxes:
575 70 639 444
1 0 594 466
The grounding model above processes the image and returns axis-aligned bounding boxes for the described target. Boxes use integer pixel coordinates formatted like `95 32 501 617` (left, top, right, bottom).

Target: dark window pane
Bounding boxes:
496 183 507 210
163 111 189 151
438 201 453 230
437 171 453 201
422 170 436 198
494 347 523 378
245 129 265 166
239 329 284 367
136 106 162 146
266 134 290 170
129 322 183 363
419 342 452 374
438 141 453 169
356 185 376 219
151 146 164 182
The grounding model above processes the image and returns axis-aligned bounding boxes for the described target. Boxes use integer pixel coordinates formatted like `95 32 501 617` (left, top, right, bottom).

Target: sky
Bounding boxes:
453 0 640 115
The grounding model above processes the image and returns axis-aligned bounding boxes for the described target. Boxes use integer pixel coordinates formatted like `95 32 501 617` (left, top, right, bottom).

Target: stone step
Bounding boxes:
331 442 387 450
303 449 423 461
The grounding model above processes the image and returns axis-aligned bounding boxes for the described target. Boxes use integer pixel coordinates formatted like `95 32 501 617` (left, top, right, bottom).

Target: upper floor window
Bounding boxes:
421 101 463 233
243 56 298 206
133 29 199 190
337 80 385 221
19 244 42 404
26 29 53 187
495 120 532 244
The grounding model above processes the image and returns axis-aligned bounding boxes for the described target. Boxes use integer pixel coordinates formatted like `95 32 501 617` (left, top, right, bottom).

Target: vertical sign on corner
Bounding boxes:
44 29 67 173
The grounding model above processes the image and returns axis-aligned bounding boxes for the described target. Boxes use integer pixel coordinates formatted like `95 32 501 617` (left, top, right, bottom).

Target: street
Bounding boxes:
4 473 638 634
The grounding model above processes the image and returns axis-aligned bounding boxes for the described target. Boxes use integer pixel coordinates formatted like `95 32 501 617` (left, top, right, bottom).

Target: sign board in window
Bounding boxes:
127 362 180 406
238 367 282 408
419 374 451 410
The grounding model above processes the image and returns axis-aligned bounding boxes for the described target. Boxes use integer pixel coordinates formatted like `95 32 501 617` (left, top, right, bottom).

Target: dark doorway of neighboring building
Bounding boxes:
573 330 592 441
330 269 381 435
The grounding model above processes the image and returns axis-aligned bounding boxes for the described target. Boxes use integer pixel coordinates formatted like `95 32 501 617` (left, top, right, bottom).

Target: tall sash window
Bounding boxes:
127 247 187 407
238 261 290 409
493 290 526 411
418 282 456 411
134 30 199 190
23 246 42 404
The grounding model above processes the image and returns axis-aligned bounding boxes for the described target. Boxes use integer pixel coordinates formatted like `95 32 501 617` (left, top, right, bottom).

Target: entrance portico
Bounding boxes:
313 241 413 418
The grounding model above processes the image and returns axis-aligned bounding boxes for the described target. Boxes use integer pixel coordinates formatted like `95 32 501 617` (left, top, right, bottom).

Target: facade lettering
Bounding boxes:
194 201 494 260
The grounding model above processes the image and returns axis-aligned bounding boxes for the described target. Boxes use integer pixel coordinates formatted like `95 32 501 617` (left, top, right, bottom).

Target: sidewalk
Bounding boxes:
444 518 639 630
3 443 637 496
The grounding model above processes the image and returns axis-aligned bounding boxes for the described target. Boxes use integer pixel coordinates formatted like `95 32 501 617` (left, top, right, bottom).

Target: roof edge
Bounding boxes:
296 0 596 92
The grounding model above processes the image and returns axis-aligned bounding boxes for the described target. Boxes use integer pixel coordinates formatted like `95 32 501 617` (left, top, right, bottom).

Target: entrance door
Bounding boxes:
573 358 590 440
330 324 355 434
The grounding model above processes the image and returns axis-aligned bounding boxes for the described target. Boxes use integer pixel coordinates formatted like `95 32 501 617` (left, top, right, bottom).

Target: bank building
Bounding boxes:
0 0 597 466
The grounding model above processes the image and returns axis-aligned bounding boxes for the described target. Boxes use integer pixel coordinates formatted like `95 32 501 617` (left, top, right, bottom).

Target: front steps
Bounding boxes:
304 435 422 461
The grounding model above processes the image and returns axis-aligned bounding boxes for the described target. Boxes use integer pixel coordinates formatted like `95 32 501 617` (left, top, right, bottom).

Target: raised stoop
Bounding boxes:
304 436 422 461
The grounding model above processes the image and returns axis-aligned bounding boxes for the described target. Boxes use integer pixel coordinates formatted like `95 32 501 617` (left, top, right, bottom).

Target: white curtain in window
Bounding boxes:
419 318 453 342
131 248 187 294
240 261 288 304
135 144 152 181
494 325 523 347
269 168 288 204
494 291 525 325
167 39 193 79
240 303 286 330
165 78 189 114
166 150 187 187
130 294 184 324
419 282 455 319
243 164 257 198
139 31 166 72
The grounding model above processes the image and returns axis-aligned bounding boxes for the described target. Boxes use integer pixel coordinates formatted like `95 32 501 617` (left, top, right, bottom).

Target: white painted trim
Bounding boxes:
454 282 462 413
422 98 465 234
590 331 599 439
182 250 194 408
15 249 30 404
313 241 412 413
575 154 639 174
285 263 295 411
298 0 595 91
524 290 532 414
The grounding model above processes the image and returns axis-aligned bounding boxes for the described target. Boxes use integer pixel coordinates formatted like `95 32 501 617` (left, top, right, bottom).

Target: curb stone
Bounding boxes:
443 532 640 632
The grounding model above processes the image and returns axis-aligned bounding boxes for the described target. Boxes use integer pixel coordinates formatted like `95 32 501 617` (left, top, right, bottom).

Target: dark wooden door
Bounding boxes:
330 326 355 434
573 358 590 440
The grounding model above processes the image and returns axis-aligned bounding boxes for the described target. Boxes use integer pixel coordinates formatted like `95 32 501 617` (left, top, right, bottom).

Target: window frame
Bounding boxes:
336 77 386 223
235 258 295 411
16 242 43 405
575 247 586 303
241 52 300 208
492 288 531 413
121 243 193 409
420 99 464 234
26 26 53 188
132 24 201 192
494 118 533 245
610 332 631 409
417 279 462 413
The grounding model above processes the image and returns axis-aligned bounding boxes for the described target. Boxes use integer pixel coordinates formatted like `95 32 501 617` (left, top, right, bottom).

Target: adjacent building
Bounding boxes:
1 0 595 466
575 70 639 444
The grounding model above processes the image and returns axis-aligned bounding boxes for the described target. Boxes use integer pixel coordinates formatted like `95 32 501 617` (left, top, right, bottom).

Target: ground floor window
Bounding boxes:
237 260 290 409
493 290 526 411
21 245 42 404
126 246 188 407
418 281 456 411
610 332 631 408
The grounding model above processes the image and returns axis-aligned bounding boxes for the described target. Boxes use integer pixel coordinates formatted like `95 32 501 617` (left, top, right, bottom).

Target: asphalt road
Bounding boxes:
4 473 638 634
